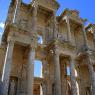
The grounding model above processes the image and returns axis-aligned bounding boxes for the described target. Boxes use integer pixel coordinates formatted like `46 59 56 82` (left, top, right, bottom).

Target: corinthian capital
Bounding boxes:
7 40 14 46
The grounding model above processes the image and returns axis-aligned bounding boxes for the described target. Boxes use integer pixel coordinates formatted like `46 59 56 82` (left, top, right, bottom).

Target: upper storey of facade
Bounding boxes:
1 0 95 55
1 0 59 43
5 0 59 27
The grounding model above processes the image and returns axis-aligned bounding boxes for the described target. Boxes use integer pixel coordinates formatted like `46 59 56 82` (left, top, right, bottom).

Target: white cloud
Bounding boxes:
0 32 3 44
0 32 3 35
0 22 5 29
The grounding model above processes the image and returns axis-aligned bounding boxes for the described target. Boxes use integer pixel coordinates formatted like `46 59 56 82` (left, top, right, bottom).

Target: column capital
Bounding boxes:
42 59 47 64
69 56 76 62
54 49 59 55
32 0 38 13
29 44 37 50
50 48 60 56
65 15 70 23
7 40 14 46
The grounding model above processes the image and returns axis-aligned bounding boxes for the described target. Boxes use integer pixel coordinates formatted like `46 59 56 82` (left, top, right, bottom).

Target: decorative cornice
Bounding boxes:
58 8 87 24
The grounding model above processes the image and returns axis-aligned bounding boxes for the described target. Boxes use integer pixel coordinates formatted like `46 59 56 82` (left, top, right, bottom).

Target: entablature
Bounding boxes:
58 9 86 25
2 24 38 46
46 39 76 57
76 51 95 66
34 77 46 85
85 23 95 31
32 0 59 12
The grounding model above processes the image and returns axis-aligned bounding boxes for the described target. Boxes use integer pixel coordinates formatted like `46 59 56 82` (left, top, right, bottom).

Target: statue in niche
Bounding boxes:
8 79 16 95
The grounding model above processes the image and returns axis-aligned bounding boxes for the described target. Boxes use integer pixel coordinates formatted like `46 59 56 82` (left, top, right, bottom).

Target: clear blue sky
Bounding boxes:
0 0 95 76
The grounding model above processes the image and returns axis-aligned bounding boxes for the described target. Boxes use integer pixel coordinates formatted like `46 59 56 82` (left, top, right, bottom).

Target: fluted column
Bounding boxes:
70 58 77 95
66 16 71 41
1 41 14 95
86 54 95 95
53 51 61 95
27 47 35 95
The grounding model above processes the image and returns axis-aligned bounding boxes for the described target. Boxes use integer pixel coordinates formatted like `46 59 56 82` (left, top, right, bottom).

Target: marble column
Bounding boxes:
53 11 58 39
40 85 43 95
53 51 61 95
27 47 35 95
82 25 88 50
13 0 21 23
32 0 38 33
70 58 77 95
47 81 53 95
93 29 95 48
42 60 49 78
42 82 47 95
66 16 71 42
1 41 14 95
86 54 95 95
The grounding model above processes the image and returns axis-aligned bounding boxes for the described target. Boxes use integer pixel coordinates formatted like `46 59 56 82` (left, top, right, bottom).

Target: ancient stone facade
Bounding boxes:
0 0 95 95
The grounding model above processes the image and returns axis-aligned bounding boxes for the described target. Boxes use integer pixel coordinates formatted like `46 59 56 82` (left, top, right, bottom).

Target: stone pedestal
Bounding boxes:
1 41 14 95
70 58 77 95
27 47 35 95
53 51 61 95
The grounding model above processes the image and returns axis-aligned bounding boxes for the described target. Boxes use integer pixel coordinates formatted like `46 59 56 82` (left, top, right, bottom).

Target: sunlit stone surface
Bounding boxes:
0 0 95 95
